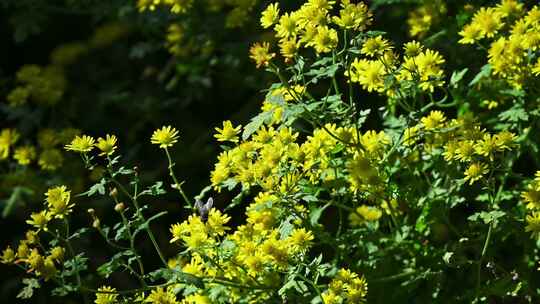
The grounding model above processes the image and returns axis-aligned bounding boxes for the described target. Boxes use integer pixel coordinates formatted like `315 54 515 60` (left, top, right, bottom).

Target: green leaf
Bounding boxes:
68 228 90 240
279 216 296 239
133 211 168 240
148 268 204 288
468 210 506 227
63 254 89 277
17 278 40 299
450 68 468 88
79 178 107 197
498 104 529 123
52 284 77 297
310 203 330 226
242 111 273 140
469 64 491 86
139 181 166 196
97 251 135 278
442 252 454 265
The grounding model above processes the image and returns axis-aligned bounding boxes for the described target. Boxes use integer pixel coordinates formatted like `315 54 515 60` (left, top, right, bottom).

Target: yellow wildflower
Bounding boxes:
151 126 180 148
260 3 279 29
96 134 118 156
249 42 275 68
13 145 36 165
464 162 489 185
214 120 241 143
26 210 52 231
65 135 95 153
95 286 118 304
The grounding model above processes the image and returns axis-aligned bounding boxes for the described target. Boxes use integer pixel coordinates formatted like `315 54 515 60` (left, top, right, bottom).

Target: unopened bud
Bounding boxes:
87 208 95 215
92 219 100 229
114 202 125 213
109 187 118 197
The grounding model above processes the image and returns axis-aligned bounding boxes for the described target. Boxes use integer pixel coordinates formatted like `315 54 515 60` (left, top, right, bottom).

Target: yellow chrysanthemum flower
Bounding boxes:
65 135 95 153
39 149 64 171
458 24 482 44
312 26 338 53
145 287 178 304
13 145 36 165
349 205 382 226
151 126 180 148
26 210 52 231
287 228 314 251
274 12 299 39
249 42 275 68
347 59 387 93
45 186 74 218
464 162 489 185
526 212 540 238
403 41 423 57
420 111 446 130
361 36 392 57
94 286 118 304
96 134 118 156
260 3 279 29
0 246 16 264
214 120 241 143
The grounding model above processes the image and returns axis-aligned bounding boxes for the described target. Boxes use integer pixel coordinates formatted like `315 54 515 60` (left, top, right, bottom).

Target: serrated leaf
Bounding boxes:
450 68 468 88
469 64 491 86
139 181 166 196
242 111 273 140
310 203 330 226
468 210 506 227
79 178 107 197
17 278 40 299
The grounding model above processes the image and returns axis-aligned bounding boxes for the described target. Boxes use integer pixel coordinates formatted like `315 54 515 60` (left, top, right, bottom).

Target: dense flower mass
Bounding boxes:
458 1 540 88
4 0 540 303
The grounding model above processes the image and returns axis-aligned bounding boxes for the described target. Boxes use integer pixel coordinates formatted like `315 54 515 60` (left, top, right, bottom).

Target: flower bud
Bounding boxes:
92 218 100 229
114 202 125 213
109 187 118 197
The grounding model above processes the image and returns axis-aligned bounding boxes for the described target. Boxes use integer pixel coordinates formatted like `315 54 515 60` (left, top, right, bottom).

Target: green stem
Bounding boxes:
164 147 193 210
106 164 168 268
296 274 324 303
120 211 147 287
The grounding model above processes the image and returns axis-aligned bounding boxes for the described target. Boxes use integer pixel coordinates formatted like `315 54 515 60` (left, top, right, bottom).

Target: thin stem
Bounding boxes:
296 274 324 303
475 222 493 301
105 161 168 268
164 147 193 210
119 211 147 287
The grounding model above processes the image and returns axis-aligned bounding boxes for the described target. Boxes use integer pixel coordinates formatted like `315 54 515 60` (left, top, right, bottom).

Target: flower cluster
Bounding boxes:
0 127 81 170
252 0 372 63
137 0 193 14
521 172 540 238
407 1 447 38
7 64 66 106
169 193 317 301
6 23 128 108
65 134 118 156
1 186 73 281
321 268 368 304
347 39 446 94
458 0 540 89
405 110 517 185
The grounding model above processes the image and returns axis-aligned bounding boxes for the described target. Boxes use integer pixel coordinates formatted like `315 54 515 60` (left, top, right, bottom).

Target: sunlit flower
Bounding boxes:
151 126 179 148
